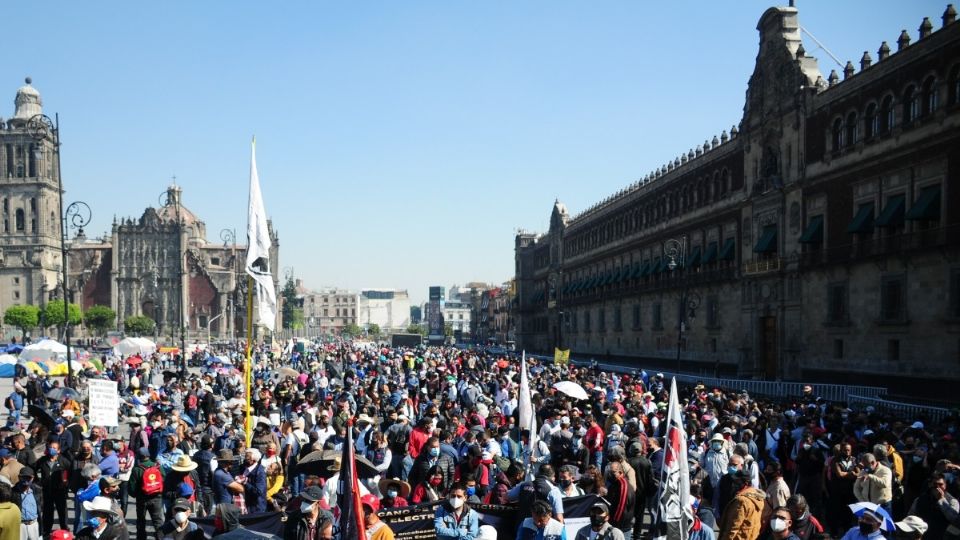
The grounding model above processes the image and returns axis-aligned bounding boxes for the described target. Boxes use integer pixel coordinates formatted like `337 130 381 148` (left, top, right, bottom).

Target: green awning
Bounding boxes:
847 203 875 234
719 238 736 261
702 242 718 264
754 227 777 253
875 195 905 227
798 215 824 244
611 268 622 284
688 246 702 267
601 271 612 286
628 262 640 279
651 257 662 274
640 260 652 277
906 186 941 221
658 257 672 273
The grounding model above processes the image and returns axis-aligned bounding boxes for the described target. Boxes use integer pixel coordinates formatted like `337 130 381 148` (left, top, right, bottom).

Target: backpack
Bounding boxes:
141 464 163 496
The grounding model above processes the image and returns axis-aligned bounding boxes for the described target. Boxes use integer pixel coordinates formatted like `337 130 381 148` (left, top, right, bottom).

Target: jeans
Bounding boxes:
119 481 130 519
135 495 164 540
402 455 414 482
291 473 304 497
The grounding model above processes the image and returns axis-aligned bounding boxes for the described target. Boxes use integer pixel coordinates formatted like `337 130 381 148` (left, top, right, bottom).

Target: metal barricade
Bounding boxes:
848 395 952 423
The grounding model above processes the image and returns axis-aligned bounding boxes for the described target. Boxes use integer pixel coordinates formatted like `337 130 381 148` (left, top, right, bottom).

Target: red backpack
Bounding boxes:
141 464 163 496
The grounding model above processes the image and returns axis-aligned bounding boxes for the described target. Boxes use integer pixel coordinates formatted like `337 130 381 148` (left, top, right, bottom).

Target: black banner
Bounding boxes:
192 510 285 538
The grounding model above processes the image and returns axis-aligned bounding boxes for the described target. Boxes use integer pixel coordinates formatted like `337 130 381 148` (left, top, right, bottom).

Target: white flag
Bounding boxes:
518 351 538 480
245 137 278 332
654 377 693 540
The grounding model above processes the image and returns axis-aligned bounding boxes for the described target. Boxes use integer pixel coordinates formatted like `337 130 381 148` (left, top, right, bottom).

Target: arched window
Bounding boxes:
865 103 878 138
845 111 858 145
880 96 894 132
15 209 24 232
832 117 844 150
721 169 729 195
921 76 938 115
903 85 919 123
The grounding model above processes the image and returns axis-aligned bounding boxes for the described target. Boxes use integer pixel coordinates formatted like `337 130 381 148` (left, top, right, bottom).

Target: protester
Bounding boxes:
574 498 625 540
435 482 480 540
518 500 567 540
362 493 396 540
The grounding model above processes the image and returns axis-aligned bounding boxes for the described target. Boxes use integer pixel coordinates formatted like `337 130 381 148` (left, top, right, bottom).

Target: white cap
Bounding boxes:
895 516 928 535
910 421 924 430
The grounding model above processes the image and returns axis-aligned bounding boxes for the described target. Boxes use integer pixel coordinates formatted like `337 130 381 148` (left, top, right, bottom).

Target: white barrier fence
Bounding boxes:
848 394 952 423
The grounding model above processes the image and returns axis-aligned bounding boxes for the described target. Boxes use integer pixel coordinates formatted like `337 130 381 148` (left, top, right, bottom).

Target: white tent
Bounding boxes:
20 339 68 362
114 337 157 357
0 354 17 365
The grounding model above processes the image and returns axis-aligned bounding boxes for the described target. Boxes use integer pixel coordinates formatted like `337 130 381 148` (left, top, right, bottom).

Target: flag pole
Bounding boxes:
245 274 254 447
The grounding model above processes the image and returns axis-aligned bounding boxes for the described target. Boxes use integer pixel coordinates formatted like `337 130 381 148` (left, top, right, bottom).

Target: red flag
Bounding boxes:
336 418 366 540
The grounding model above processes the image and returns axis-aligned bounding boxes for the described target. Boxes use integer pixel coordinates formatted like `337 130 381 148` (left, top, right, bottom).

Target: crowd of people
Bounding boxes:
0 339 957 540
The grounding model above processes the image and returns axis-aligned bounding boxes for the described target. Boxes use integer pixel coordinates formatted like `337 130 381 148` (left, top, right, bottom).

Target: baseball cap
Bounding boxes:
895 516 928 535
361 494 380 512
172 498 191 512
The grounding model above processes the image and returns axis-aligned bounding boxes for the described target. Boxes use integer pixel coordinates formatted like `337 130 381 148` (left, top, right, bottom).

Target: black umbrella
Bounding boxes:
27 404 55 428
45 387 81 402
295 449 378 479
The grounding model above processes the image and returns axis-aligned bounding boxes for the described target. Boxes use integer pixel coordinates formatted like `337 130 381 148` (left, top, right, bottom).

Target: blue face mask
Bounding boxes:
728 466 739 475
86 517 102 529
387 489 398 498
429 448 440 458
47 447 58 457
466 486 476 496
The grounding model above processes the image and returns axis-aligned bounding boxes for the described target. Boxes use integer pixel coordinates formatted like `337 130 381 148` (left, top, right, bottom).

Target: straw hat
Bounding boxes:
171 455 198 472
378 477 411 498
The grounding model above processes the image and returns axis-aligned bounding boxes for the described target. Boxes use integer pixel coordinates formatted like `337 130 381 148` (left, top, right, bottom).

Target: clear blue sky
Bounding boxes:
4 1 944 305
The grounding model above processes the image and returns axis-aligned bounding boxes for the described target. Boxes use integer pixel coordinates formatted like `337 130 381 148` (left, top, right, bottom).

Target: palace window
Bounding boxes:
903 85 919 123
880 275 906 323
831 118 844 150
950 65 960 105
865 103 878 138
921 76 938 116
880 96 894 132
652 303 663 330
15 209 24 232
845 111 859 145
827 283 848 323
632 303 641 329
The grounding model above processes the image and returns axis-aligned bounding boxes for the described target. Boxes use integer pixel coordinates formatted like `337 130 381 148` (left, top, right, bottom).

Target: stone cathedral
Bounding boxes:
0 78 281 340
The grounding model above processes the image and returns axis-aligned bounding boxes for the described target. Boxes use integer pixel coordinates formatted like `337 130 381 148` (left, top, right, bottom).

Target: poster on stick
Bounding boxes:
87 379 119 427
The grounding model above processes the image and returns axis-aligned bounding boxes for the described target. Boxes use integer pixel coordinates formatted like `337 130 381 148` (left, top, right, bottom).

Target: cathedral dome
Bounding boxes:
13 77 42 120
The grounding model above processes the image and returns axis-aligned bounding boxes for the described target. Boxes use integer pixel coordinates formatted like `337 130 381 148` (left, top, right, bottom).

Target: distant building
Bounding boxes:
410 305 422 325
300 283 358 336
359 289 411 331
515 5 960 396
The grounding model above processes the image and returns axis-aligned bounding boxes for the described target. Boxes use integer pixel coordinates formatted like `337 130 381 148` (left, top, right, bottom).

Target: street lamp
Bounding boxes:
665 236 701 375
221 228 237 339
28 114 89 388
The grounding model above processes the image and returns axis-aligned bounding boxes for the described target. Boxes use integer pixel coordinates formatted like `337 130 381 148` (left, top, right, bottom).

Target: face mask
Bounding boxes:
86 517 102 529
466 486 476 496
802 443 812 451
430 477 442 486
47 447 58 457
590 515 607 527
711 442 723 451
770 518 788 532
560 479 571 488
449 496 464 509
859 522 876 535
692 499 700 511
387 489 398 498
728 466 739 475
266 449 276 457
174 511 188 524
913 455 923 463
429 447 440 458
300 501 315 514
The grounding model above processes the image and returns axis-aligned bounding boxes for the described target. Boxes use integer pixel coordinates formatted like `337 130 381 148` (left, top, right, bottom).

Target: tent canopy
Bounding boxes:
114 337 157 357
20 339 68 362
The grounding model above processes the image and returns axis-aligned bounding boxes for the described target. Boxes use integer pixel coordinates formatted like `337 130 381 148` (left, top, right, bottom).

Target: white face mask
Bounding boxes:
770 518 788 532
300 501 315 514
174 511 188 525
449 496 464 509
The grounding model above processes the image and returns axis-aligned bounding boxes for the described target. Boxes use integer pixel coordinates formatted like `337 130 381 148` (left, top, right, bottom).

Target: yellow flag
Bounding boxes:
554 348 570 365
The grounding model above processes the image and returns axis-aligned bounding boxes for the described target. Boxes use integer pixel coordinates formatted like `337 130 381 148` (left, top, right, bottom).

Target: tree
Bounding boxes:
280 276 300 330
444 323 454 337
43 300 82 328
124 315 156 336
342 323 362 337
290 308 305 330
406 324 427 336
367 323 381 338
83 305 116 335
3 305 39 338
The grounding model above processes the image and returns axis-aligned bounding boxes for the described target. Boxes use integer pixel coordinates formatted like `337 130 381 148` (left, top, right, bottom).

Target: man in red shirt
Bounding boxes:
584 415 605 469
408 417 433 459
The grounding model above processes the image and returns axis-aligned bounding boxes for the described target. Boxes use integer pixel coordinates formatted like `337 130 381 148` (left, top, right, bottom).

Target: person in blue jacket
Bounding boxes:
435 482 480 540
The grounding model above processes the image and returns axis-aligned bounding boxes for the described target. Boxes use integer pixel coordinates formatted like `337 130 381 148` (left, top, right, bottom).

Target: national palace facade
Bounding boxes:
515 5 960 397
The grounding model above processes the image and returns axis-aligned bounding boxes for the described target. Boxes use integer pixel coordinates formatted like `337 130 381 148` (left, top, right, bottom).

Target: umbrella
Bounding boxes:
553 380 590 401
276 367 299 379
126 356 143 367
46 387 82 402
295 449 378 479
27 405 56 428
848 502 895 532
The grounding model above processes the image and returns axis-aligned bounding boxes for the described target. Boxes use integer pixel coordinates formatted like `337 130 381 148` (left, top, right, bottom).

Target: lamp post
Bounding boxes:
221 228 237 340
28 114 89 388
665 237 701 375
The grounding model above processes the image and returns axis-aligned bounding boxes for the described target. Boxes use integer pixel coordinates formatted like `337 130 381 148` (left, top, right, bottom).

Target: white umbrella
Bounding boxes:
0 354 17 365
114 337 157 357
553 380 589 401
20 339 68 362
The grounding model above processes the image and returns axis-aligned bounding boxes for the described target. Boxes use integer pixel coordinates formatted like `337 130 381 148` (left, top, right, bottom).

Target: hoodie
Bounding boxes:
718 487 766 540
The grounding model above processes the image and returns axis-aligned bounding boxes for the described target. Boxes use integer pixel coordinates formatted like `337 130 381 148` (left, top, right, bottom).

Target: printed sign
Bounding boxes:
87 379 119 427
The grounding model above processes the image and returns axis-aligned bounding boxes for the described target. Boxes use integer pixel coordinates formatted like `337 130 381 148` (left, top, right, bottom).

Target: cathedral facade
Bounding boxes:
0 79 281 341
515 5 960 398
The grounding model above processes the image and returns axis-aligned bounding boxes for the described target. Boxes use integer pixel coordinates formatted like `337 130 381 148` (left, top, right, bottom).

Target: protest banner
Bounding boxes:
87 378 119 427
